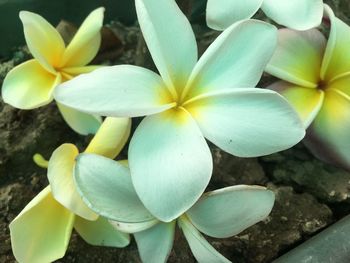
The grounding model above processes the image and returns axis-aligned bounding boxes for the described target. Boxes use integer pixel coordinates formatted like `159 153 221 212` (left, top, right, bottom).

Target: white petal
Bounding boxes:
74 216 130 247
261 0 323 30
186 185 275 238
179 216 231 263
54 65 175 117
206 0 263 30
74 153 156 223
185 88 305 157
109 219 159 234
134 222 175 263
183 20 277 100
129 108 213 222
135 0 197 94
48 144 98 220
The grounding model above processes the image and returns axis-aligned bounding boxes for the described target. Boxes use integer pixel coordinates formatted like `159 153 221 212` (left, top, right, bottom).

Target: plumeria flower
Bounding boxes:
54 0 304 222
206 0 324 31
2 8 105 135
265 5 350 170
74 153 275 263
10 117 131 262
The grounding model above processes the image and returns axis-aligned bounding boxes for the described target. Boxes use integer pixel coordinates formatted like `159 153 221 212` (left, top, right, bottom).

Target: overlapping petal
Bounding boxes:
135 0 197 94
54 65 175 117
2 59 60 109
321 5 350 82
74 154 156 223
178 216 231 263
10 186 74 263
134 222 175 263
304 89 350 170
268 81 324 128
186 186 275 238
206 0 263 30
48 144 98 220
19 11 65 73
85 117 131 159
109 218 159 234
74 216 130 247
57 103 102 135
129 108 213 222
185 88 305 157
261 0 323 30
61 8 104 67
183 20 277 100
266 29 326 87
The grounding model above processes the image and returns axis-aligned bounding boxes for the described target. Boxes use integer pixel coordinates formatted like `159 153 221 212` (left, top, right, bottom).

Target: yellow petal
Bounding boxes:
57 102 102 135
48 143 98 220
61 7 104 67
19 11 65 73
2 59 60 109
74 216 130 247
10 186 74 263
326 74 350 97
321 5 350 82
62 65 103 76
268 81 324 128
85 117 131 159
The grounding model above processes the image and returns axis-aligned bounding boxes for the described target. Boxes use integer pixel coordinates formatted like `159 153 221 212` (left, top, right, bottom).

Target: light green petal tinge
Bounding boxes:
261 0 323 30
19 11 65 73
185 88 305 158
321 5 350 82
266 29 326 88
2 59 60 109
129 108 213 222
109 218 159 234
48 144 98 221
74 216 130 247
179 216 231 263
61 7 104 67
186 185 275 238
57 102 102 135
304 89 350 170
10 186 74 263
85 117 131 159
135 0 197 94
268 81 324 128
134 222 175 263
183 20 277 100
74 154 156 223
206 0 263 30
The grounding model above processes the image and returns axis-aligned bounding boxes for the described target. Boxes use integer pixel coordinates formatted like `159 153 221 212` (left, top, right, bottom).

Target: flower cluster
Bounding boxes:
2 0 350 262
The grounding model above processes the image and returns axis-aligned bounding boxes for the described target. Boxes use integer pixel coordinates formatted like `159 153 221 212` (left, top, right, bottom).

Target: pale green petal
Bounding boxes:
48 144 98 220
2 59 60 109
61 8 104 67
10 186 74 263
266 29 326 88
54 65 175 117
304 89 350 170
57 102 102 135
186 185 275 238
19 11 65 73
129 108 213 222
268 81 324 128
321 5 350 82
74 154 156 223
134 222 175 263
179 216 231 263
135 0 197 94
183 20 276 100
206 0 263 30
85 117 131 159
185 88 305 157
261 0 323 30
74 216 130 247
109 219 159 234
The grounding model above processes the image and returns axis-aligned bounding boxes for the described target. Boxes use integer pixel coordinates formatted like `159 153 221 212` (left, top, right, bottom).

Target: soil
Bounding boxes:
1 1 350 262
